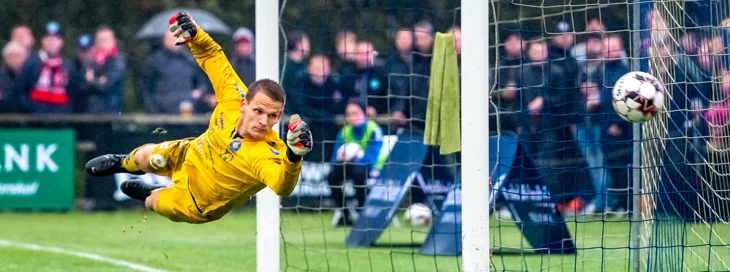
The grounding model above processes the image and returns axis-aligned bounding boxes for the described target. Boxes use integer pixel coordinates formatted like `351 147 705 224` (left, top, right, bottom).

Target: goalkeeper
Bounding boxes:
85 12 313 224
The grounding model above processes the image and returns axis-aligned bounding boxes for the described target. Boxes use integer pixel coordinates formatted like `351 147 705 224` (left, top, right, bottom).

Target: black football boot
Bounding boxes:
121 178 167 201
85 154 145 176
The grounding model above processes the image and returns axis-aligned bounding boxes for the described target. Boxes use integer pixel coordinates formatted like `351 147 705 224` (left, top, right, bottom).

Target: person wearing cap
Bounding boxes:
69 34 95 113
17 21 75 113
548 21 580 128
231 27 256 86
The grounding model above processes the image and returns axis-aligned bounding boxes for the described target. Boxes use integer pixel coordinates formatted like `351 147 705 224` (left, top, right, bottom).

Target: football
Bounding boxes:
404 203 432 227
336 142 365 162
611 71 666 123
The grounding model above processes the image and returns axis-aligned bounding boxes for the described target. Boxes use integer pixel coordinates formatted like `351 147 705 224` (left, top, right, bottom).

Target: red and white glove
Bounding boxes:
168 11 198 45
286 114 313 162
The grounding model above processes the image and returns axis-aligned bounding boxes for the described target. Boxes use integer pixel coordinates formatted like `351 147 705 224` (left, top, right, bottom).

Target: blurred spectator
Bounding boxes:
575 34 631 213
601 35 632 141
335 30 358 73
407 20 435 132
601 34 633 213
519 39 567 195
79 26 126 113
17 22 75 113
0 41 28 113
413 20 434 69
11 25 34 51
70 34 95 113
231 27 255 86
290 54 345 161
571 14 629 65
696 38 716 73
339 41 388 117
386 27 413 127
705 71 730 150
281 30 310 94
493 31 525 132
142 31 208 114
573 33 607 213
549 21 579 125
328 99 384 226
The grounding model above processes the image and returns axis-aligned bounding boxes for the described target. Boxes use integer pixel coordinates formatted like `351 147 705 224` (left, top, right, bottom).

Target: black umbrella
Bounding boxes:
136 8 231 39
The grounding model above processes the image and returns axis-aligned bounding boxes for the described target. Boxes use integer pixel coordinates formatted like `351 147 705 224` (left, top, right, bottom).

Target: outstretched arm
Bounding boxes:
170 11 247 103
256 155 303 196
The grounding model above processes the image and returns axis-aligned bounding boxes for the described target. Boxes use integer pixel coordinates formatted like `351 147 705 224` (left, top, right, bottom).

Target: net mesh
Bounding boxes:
642 1 730 271
489 1 635 271
273 0 730 271
489 0 730 271
277 1 463 271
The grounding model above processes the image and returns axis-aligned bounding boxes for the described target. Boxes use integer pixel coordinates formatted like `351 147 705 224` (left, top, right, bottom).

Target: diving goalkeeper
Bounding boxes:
85 11 313 224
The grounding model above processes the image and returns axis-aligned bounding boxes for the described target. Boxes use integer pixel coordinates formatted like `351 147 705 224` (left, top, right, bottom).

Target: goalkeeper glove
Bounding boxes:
168 11 198 45
286 114 313 162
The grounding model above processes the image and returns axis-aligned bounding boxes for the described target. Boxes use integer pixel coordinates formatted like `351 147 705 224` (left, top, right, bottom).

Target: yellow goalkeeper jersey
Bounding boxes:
182 26 302 220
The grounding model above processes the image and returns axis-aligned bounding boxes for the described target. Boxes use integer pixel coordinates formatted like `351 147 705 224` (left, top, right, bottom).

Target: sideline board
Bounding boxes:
346 134 430 247
420 133 576 255
0 129 75 211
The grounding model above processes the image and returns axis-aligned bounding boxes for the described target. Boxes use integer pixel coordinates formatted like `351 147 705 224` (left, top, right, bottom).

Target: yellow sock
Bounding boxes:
122 148 142 172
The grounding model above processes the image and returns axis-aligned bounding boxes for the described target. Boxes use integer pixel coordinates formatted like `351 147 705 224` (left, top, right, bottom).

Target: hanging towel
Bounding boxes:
424 32 461 155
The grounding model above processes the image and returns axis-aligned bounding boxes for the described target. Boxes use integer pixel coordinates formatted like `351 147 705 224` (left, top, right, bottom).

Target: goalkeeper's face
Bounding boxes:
240 93 283 140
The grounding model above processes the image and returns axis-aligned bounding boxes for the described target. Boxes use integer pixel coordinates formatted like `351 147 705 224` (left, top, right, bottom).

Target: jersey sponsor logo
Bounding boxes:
219 112 225 130
269 147 280 156
220 149 234 162
229 139 242 152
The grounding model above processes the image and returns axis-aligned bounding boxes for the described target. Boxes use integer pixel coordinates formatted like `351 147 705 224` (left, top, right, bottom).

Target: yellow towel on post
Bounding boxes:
424 32 461 155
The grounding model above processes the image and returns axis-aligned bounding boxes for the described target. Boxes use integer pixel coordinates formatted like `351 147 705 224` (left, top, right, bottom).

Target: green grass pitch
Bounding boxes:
0 210 728 271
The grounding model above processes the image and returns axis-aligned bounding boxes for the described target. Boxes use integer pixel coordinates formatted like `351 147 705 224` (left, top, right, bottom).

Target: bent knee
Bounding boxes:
134 144 157 172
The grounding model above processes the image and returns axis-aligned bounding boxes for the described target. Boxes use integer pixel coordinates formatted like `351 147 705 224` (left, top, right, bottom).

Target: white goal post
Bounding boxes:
460 0 491 271
255 0 280 272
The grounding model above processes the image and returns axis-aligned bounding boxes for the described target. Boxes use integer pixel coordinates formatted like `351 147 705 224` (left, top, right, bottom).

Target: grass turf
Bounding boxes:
0 210 728 271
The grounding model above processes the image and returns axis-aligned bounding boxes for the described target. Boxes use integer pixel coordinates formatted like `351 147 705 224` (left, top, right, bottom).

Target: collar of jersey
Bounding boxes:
230 127 279 142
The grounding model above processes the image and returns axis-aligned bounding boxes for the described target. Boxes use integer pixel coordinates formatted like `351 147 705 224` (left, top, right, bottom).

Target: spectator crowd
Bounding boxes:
1 8 725 220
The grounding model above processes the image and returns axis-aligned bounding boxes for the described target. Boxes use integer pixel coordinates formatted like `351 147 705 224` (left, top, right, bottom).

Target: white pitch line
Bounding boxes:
0 239 168 272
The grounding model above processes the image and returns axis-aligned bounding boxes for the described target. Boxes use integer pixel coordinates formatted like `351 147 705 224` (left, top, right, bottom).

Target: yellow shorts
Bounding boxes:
143 138 209 224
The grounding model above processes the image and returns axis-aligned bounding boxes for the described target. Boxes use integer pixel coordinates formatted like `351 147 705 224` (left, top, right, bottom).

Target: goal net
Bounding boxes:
641 1 730 271
487 0 730 271
274 1 464 271
263 0 730 271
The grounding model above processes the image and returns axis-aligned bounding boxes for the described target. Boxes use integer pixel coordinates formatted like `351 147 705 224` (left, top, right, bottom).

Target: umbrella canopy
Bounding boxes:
136 8 231 39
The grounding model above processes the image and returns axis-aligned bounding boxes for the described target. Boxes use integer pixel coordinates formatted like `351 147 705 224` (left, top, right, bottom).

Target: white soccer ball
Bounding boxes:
404 203 432 227
336 142 365 162
612 71 666 123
